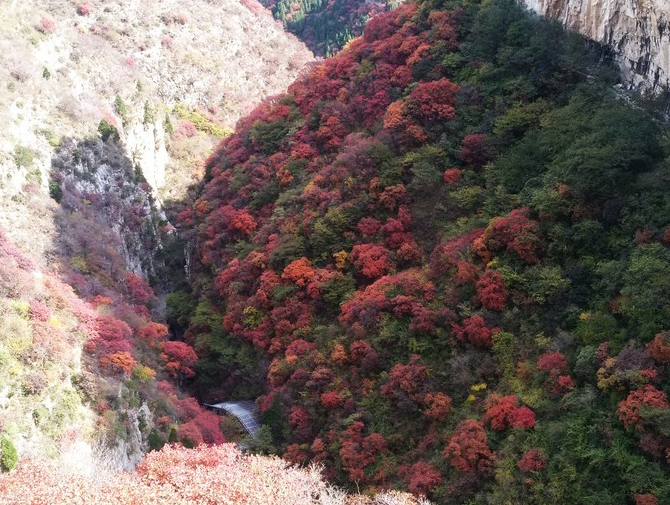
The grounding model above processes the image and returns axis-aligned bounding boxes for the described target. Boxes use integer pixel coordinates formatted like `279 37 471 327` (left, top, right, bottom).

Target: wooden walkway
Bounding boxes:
205 400 261 438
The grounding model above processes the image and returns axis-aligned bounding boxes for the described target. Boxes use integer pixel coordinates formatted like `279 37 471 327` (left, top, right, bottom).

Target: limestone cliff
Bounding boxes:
521 0 670 92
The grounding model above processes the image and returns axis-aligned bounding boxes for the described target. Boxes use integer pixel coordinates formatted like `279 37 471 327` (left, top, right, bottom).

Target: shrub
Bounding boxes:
37 17 55 34
98 119 120 142
1 435 18 471
76 2 91 15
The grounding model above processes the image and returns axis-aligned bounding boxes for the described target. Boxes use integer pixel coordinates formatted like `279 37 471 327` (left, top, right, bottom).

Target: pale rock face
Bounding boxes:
124 118 169 196
521 0 670 92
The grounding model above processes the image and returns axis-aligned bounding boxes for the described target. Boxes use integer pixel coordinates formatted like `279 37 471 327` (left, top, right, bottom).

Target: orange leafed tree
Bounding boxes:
100 351 137 376
137 322 169 346
618 385 670 431
281 257 315 287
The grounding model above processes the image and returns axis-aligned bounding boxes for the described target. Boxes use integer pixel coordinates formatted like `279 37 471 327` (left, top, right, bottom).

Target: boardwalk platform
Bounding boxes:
205 400 261 438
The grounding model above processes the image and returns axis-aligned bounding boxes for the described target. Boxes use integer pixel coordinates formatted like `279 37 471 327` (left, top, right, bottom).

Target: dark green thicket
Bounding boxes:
0 435 18 472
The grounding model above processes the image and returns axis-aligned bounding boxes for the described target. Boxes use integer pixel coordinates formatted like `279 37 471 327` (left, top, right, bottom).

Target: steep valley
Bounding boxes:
0 0 313 485
2 0 670 504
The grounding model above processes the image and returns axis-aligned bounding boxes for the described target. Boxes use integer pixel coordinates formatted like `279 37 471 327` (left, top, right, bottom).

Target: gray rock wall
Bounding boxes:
521 0 670 92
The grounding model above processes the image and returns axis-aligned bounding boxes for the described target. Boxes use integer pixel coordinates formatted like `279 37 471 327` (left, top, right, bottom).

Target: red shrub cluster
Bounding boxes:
517 449 546 472
483 395 536 430
161 341 198 378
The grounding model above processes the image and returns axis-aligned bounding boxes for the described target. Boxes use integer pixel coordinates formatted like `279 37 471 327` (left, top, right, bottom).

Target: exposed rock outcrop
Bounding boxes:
0 0 313 264
521 0 670 92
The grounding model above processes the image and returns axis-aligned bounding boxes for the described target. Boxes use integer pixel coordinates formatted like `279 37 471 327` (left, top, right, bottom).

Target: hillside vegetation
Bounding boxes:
0 0 312 264
0 151 226 471
0 442 431 505
259 0 401 55
171 0 670 503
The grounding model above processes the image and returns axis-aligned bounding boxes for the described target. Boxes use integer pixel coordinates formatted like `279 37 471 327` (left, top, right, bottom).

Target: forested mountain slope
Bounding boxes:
0 0 311 478
176 0 670 503
259 0 400 55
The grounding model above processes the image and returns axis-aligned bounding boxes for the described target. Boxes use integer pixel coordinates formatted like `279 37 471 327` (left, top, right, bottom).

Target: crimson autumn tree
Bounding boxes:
444 419 495 474
161 341 198 378
618 385 669 431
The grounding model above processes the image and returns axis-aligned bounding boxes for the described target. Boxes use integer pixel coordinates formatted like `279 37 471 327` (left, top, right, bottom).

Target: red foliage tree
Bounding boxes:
428 10 458 46
429 228 485 277
125 273 156 306
634 495 659 505
400 461 443 496
192 410 225 444
289 406 312 441
358 217 382 237
618 385 670 431
477 208 542 264
381 356 429 402
178 420 205 446
161 341 198 378
459 133 490 170
476 269 508 311
320 391 343 410
509 406 536 429
517 449 546 472
483 395 518 430
484 395 535 430
281 257 315 287
76 2 91 16
137 322 169 347
537 351 568 374
229 209 257 235
350 243 392 279
285 339 318 360
29 299 51 322
283 444 309 465
405 79 458 123
92 315 133 354
339 421 388 482
452 315 499 349
349 340 379 369
99 351 136 376
383 100 408 130
422 392 452 421
443 168 462 185
378 184 408 211
444 419 495 473
96 315 133 343
647 332 670 364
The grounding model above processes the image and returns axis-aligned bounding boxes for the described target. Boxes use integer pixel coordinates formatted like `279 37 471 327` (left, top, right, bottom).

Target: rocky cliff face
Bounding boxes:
521 0 670 92
0 0 312 265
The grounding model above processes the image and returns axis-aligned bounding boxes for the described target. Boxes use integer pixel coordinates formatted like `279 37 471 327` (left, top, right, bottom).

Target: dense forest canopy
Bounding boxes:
168 0 670 503
259 0 400 55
